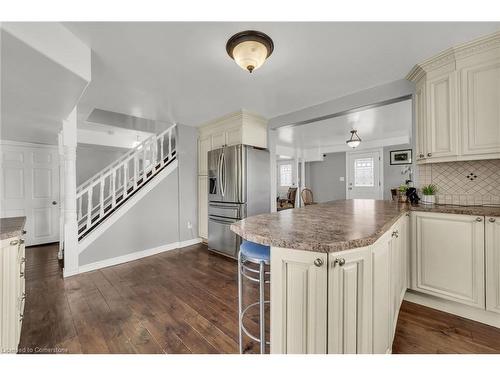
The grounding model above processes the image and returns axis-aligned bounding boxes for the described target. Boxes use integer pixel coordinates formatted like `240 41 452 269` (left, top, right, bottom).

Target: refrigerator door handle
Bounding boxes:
217 152 223 197
222 151 226 197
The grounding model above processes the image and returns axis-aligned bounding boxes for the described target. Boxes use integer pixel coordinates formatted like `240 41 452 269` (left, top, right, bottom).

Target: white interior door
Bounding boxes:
1 143 60 246
346 149 382 199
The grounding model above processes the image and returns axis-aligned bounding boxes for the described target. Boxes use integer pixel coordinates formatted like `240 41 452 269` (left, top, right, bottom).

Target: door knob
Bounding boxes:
313 258 324 267
475 217 483 222
52 201 57 205
488 218 496 223
334 258 346 267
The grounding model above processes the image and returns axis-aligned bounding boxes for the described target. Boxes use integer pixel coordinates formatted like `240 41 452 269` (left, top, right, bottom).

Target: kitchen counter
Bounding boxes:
0 217 26 241
230 200 500 253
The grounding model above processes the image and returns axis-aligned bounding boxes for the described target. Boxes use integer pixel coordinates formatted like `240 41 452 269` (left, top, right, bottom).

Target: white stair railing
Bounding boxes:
76 124 177 239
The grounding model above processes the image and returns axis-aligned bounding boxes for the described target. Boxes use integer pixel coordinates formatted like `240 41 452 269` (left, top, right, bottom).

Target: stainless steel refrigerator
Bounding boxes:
207 144 270 259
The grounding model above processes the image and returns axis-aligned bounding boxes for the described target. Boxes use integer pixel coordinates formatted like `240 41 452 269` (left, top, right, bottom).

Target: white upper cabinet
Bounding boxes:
486 216 500 314
407 31 500 163
411 211 485 309
458 50 500 156
426 67 458 159
198 136 211 176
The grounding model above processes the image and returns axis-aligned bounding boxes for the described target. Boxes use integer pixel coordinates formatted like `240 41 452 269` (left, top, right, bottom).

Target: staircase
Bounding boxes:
76 124 177 242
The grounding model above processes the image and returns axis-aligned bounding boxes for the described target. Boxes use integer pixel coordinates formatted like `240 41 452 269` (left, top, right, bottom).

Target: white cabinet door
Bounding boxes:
415 78 428 162
270 247 327 354
459 54 500 156
426 69 458 159
412 212 485 308
371 233 392 354
225 126 242 146
486 216 500 314
328 247 372 354
211 131 226 149
197 136 211 175
197 176 208 239
0 144 60 246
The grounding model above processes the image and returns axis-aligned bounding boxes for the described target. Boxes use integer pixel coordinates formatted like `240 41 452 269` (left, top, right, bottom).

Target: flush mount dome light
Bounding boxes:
346 130 362 148
226 30 274 73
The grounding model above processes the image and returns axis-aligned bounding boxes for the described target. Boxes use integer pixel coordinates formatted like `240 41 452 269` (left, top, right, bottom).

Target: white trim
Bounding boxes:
345 147 384 200
404 290 500 329
77 159 178 253
0 139 58 149
66 237 202 277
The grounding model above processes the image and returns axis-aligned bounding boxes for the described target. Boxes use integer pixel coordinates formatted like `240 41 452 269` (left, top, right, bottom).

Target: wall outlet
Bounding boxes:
187 221 193 229
339 176 345 182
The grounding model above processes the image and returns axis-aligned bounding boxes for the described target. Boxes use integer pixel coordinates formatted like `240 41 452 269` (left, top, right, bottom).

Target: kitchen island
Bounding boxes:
230 200 500 354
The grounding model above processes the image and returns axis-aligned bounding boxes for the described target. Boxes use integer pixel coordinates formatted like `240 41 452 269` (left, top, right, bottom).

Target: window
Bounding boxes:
279 163 292 187
354 158 374 187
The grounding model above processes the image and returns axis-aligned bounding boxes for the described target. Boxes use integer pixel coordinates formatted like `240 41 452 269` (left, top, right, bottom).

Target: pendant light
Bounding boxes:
346 130 362 148
226 30 274 73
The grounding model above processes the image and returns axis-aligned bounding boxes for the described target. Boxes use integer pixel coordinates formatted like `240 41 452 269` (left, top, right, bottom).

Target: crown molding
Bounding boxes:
406 30 500 82
198 109 268 135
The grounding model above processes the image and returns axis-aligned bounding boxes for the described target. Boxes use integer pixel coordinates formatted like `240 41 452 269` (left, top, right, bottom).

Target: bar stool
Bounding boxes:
238 240 270 354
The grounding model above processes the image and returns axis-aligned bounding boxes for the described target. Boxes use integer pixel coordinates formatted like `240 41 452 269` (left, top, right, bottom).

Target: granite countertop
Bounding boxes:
230 200 500 253
0 217 26 241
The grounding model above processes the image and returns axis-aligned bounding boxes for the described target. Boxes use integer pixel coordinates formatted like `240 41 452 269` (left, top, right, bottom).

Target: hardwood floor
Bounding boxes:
19 242 500 354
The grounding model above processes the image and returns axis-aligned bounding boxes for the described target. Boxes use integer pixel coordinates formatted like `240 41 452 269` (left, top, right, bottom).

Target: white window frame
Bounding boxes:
279 163 293 187
345 147 384 200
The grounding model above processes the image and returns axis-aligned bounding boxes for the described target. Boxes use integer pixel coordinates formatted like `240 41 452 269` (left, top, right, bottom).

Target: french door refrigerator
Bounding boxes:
207 144 270 259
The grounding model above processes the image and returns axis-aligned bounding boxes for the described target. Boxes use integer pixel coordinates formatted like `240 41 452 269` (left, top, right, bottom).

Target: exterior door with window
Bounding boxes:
347 150 382 199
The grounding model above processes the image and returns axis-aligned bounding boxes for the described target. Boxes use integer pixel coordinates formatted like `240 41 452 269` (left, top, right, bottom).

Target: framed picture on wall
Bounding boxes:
390 149 412 165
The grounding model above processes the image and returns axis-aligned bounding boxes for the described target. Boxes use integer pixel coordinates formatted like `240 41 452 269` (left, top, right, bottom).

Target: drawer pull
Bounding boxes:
19 239 25 244
313 258 324 267
392 230 399 238
475 217 483 222
22 230 27 235
19 314 24 322
20 271 25 278
427 153 432 157
489 218 496 223
10 240 19 246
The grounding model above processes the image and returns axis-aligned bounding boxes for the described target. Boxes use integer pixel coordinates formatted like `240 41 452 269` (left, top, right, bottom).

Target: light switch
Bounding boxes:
339 176 345 181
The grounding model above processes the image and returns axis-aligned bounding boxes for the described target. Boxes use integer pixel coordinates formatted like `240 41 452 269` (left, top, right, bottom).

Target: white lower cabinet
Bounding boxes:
1 235 25 353
270 247 328 354
328 247 372 354
271 215 409 354
198 176 208 239
411 211 485 308
486 216 500 314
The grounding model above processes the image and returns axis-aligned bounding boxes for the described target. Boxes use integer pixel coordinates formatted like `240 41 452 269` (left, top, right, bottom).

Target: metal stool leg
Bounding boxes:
259 260 265 354
238 251 243 354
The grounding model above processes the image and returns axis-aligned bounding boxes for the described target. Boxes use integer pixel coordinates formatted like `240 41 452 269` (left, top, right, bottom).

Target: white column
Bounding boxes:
300 156 306 207
269 129 277 212
62 107 79 277
57 132 65 260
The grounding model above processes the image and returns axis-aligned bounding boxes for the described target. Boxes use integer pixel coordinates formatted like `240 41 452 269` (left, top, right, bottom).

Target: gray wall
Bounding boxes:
76 144 127 185
304 145 413 202
305 153 346 203
79 124 199 266
383 144 414 200
79 168 180 265
176 124 198 241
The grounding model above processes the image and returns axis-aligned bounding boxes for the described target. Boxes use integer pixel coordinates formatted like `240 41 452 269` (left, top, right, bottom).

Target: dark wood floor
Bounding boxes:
19 242 500 354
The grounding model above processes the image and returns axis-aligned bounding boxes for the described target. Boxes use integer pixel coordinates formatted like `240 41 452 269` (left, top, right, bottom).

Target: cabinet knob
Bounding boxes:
313 258 324 267
427 153 432 157
475 217 483 222
22 230 26 235
488 218 496 223
333 258 346 267
419 153 424 158
392 230 399 238
10 240 19 246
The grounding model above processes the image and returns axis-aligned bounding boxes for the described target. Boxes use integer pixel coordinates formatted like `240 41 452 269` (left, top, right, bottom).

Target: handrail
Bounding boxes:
77 124 176 193
76 123 177 239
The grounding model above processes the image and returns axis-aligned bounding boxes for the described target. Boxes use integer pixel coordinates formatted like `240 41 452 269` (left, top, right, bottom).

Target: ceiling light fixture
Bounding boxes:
226 30 274 73
346 130 362 148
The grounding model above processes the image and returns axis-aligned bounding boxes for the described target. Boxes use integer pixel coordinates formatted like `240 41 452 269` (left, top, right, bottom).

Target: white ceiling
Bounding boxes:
275 99 412 154
64 22 500 127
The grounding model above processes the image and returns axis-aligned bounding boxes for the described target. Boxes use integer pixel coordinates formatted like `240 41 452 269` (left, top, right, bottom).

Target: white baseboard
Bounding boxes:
70 237 202 276
404 290 500 329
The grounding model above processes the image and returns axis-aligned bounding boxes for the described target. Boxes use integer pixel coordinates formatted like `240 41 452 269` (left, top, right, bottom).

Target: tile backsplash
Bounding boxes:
417 159 500 206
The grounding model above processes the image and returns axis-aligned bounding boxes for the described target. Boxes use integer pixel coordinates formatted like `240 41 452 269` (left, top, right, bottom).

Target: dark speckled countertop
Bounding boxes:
0 217 26 241
230 200 500 253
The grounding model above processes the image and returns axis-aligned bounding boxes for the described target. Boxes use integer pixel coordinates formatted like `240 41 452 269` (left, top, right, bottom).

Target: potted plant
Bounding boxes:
398 184 408 203
421 184 437 204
